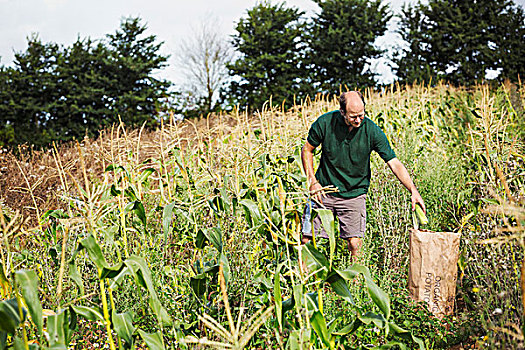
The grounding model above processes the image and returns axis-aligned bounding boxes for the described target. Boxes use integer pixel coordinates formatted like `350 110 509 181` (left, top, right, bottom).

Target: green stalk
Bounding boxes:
15 287 29 350
521 254 525 320
56 224 69 302
0 204 10 294
100 279 116 350
119 196 129 258
108 286 123 350
11 269 29 350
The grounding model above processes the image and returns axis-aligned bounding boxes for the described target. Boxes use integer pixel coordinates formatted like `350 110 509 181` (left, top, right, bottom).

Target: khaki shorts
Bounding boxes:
302 194 366 239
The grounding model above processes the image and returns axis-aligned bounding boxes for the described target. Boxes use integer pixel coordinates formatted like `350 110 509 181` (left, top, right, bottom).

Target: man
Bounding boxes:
301 91 425 261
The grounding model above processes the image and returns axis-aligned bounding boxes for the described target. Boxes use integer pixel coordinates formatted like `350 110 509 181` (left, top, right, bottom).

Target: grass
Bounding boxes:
0 82 523 349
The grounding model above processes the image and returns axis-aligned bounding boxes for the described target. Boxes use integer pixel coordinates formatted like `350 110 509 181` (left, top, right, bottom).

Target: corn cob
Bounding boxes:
415 204 428 225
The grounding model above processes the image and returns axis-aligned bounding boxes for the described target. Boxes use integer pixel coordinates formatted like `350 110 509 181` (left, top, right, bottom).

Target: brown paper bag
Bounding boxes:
408 229 461 319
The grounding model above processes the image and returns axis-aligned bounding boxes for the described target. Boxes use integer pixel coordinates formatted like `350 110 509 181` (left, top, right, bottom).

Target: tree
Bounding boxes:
0 66 15 147
495 2 525 80
393 0 525 85
175 18 233 117
46 37 111 141
0 35 62 146
106 17 171 128
306 0 391 94
227 1 307 111
0 17 172 147
391 4 435 84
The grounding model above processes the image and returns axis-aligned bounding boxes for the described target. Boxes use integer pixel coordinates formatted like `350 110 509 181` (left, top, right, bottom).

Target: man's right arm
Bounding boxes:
301 141 325 204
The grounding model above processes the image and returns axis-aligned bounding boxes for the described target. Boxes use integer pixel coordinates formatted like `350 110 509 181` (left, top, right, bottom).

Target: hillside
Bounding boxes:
0 83 523 349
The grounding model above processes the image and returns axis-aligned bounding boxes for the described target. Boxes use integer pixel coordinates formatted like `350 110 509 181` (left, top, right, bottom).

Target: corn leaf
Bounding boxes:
109 266 133 290
194 229 208 249
162 201 177 242
47 309 70 348
340 264 372 280
15 270 43 335
364 276 391 320
316 208 336 269
138 168 155 184
388 321 408 334
79 235 108 272
332 318 360 336
305 292 319 311
358 312 387 328
332 268 359 281
302 242 329 278
70 305 104 323
131 201 147 227
286 329 311 350
68 244 84 294
112 310 135 344
100 262 125 280
105 164 128 177
124 256 172 326
138 329 165 350
13 336 40 350
189 274 206 298
287 331 300 350
293 284 304 314
0 298 25 334
204 227 223 252
273 263 283 332
325 272 354 304
310 311 334 349
240 199 263 226
0 331 6 350
124 186 138 202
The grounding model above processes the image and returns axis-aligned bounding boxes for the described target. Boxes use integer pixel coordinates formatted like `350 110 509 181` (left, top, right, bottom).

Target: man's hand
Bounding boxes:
309 181 326 205
411 189 426 213
302 141 326 204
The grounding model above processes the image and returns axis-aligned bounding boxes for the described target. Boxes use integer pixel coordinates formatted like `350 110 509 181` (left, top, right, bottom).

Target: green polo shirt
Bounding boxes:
307 110 396 198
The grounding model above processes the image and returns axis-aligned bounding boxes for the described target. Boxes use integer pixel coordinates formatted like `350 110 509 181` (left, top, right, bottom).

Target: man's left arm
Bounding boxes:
386 158 426 212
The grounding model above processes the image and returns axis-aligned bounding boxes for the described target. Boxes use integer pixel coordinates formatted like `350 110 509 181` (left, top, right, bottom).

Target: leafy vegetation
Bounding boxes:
306 0 391 93
393 0 525 85
0 82 523 348
0 17 170 148
226 1 307 111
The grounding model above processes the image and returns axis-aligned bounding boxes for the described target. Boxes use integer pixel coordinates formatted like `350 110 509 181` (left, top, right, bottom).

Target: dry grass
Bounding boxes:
0 93 336 227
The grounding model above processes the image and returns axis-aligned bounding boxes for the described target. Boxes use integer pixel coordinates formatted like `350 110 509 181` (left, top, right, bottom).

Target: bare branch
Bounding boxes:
175 15 234 115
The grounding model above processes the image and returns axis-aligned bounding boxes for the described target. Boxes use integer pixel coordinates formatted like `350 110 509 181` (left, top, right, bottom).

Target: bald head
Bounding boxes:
339 91 365 115
339 91 366 128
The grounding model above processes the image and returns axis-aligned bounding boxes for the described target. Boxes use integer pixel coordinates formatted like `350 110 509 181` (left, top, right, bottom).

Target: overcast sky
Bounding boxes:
1 0 524 85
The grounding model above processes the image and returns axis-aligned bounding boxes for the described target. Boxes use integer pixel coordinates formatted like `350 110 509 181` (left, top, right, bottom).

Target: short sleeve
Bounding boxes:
372 125 396 163
307 118 324 147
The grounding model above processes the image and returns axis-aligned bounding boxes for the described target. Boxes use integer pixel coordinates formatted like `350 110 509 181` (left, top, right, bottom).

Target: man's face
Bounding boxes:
341 106 365 128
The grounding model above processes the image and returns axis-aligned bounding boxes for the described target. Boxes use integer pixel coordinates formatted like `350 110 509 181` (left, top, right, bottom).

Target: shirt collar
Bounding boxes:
335 110 346 125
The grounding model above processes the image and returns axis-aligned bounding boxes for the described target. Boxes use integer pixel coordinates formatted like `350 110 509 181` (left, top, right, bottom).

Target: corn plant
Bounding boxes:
0 82 523 348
